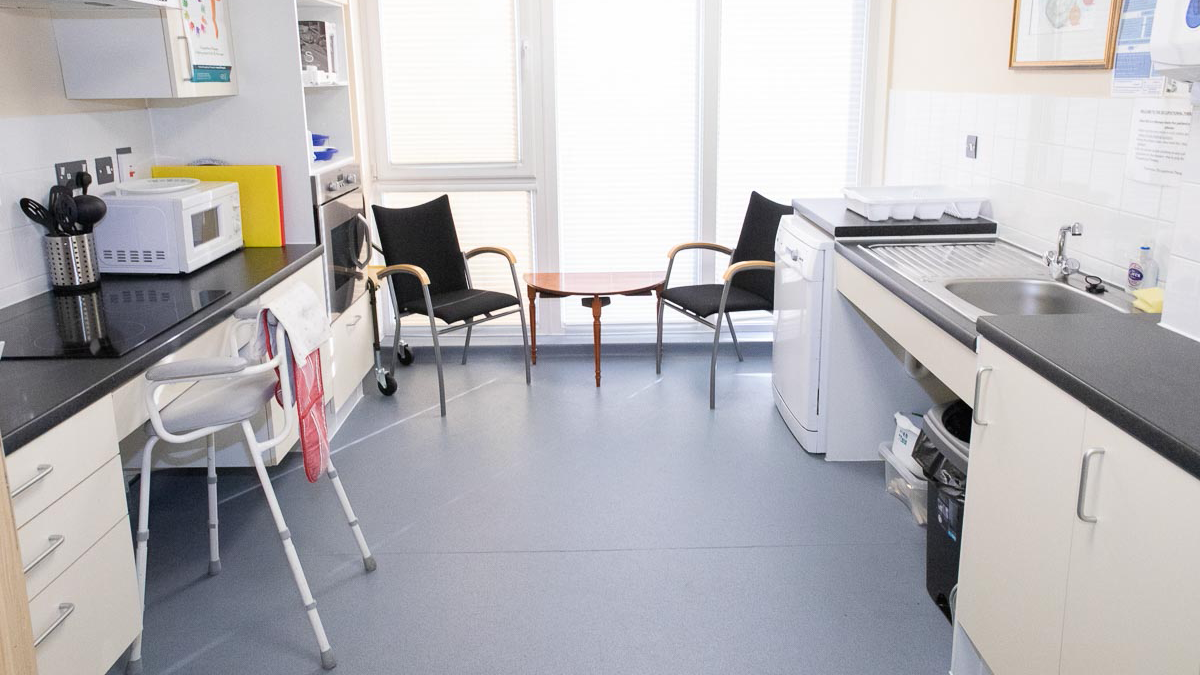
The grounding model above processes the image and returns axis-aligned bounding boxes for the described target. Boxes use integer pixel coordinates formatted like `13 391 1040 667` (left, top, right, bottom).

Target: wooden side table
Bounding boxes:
523 272 665 387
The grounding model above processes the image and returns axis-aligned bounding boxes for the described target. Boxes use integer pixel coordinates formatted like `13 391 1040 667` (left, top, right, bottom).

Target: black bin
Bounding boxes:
914 400 971 623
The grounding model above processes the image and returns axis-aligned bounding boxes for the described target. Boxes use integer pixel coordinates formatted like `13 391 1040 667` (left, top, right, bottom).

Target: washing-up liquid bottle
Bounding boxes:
1127 246 1160 290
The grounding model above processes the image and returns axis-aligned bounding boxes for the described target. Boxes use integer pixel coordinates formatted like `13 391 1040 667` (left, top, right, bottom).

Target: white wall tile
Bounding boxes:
1121 178 1163 218
1173 181 1200 262
1184 116 1200 183
1094 98 1133 154
1088 152 1125 210
1160 185 1182 224
1163 255 1200 340
1065 98 1099 149
1060 148 1092 201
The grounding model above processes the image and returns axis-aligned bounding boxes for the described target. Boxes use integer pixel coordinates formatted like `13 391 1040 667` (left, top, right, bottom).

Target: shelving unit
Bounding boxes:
298 0 356 174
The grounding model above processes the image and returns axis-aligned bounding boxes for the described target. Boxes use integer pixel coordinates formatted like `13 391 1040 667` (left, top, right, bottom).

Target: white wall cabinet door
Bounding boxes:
956 340 1088 675
1058 412 1200 675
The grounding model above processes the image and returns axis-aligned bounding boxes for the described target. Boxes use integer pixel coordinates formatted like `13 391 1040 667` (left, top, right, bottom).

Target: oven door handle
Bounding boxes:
354 214 372 270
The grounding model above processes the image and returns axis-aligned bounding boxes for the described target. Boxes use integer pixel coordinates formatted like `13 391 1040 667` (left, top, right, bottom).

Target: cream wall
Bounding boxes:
888 0 1111 97
0 9 145 118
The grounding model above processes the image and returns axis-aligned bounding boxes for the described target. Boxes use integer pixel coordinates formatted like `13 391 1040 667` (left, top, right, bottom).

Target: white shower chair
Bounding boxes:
126 307 375 673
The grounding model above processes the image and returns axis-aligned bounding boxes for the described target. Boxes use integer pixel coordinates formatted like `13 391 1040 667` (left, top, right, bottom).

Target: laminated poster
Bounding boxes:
1111 0 1168 97
1126 97 1193 186
180 0 233 83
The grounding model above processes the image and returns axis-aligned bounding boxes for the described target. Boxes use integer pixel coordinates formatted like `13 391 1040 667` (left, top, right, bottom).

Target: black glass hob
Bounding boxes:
0 283 230 359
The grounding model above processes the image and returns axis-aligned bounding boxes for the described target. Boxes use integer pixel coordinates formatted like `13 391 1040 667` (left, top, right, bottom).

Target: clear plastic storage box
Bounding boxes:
880 442 928 525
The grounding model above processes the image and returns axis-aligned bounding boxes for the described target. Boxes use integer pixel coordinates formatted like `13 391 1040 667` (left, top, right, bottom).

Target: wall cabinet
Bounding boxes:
958 338 1200 675
54 7 237 99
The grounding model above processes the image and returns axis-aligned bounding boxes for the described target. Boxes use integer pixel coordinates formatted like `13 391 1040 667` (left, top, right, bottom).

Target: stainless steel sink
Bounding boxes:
861 241 1134 321
942 278 1123 316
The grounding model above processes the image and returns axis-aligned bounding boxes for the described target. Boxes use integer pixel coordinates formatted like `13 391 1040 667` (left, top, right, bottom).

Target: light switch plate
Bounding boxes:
965 135 978 159
94 156 116 185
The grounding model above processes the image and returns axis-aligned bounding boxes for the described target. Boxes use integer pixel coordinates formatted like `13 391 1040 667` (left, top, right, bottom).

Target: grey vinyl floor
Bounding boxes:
111 343 952 675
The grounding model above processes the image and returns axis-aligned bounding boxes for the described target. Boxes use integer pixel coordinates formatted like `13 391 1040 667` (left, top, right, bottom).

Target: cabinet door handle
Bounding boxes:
33 603 75 648
10 464 53 499
345 315 363 328
972 367 992 426
176 36 194 82
1076 448 1105 524
23 534 65 575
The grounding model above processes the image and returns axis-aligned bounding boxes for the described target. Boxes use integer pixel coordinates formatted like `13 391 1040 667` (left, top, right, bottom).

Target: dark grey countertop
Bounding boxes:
794 198 997 239
832 231 1200 481
0 245 322 454
978 314 1200 480
835 241 980 348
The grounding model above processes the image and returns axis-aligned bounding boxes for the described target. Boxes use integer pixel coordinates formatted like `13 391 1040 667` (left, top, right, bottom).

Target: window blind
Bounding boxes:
554 0 701 325
714 0 867 247
376 0 521 166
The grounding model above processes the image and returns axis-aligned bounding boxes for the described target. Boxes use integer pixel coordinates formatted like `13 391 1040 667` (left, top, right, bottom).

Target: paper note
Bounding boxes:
1126 97 1193 186
180 0 233 83
1111 0 1167 97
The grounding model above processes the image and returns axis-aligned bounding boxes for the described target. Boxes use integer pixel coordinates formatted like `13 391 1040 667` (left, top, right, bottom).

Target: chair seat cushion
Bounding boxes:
662 284 772 317
401 288 520 325
152 371 279 435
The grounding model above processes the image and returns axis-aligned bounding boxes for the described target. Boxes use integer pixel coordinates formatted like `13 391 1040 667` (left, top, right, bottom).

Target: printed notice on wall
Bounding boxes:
1111 0 1167 97
1126 97 1193 186
180 0 233 83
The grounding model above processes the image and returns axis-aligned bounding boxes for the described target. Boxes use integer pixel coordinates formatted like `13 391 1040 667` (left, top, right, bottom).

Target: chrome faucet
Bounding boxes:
1044 222 1082 281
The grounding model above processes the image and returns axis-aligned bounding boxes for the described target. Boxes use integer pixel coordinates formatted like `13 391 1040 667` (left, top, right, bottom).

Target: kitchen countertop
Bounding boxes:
0 245 322 454
833 235 1200 481
793 198 997 239
978 313 1200 481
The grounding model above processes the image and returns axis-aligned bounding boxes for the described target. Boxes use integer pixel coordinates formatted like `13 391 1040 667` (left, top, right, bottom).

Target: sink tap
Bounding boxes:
1044 222 1082 281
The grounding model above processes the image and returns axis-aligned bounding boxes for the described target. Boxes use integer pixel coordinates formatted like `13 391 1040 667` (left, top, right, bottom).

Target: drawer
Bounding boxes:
19 456 128 600
332 293 375 411
8 397 119 529
30 520 140 675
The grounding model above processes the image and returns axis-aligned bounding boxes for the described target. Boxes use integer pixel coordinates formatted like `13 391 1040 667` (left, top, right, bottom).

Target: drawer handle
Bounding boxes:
23 535 65 575
33 603 75 648
971 367 992 427
345 315 364 327
10 464 53 499
1076 448 1105 524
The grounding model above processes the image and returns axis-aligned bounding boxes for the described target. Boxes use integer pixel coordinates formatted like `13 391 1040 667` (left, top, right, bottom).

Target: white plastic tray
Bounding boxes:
843 186 988 222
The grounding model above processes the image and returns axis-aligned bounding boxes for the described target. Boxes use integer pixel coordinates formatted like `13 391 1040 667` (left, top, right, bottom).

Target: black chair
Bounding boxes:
372 195 531 416
657 191 792 408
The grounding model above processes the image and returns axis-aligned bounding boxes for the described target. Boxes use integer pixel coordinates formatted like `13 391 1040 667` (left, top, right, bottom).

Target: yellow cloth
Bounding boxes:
1132 287 1164 313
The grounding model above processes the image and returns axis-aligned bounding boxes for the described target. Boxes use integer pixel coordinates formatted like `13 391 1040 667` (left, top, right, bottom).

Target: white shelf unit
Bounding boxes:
298 0 356 174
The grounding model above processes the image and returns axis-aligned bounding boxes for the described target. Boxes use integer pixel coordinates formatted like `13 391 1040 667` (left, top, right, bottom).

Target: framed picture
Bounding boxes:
1010 0 1121 68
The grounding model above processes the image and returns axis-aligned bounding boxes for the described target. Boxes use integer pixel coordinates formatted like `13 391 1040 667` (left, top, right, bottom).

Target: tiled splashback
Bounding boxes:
0 109 154 307
884 90 1185 286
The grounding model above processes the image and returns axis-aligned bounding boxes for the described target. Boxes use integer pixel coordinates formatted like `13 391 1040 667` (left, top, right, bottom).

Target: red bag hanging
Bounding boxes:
263 314 330 483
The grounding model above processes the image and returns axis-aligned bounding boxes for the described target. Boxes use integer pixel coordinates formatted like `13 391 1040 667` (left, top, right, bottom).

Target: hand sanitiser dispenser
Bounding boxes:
1151 0 1200 82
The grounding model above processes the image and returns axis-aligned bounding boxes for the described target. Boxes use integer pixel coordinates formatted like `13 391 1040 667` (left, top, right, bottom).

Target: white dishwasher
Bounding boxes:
771 215 832 452
771 214 940 460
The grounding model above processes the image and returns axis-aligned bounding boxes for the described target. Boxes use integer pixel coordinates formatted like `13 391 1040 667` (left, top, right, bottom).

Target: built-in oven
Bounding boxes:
312 163 367 320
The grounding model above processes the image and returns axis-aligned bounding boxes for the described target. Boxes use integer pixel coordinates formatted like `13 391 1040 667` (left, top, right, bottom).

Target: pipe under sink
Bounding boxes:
861 240 1134 321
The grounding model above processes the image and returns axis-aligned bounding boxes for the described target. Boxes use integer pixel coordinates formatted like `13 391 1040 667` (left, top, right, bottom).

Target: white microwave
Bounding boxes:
95 181 244 274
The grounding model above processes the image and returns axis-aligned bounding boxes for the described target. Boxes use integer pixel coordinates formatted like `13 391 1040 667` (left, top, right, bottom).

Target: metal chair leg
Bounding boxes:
726 312 744 362
511 262 531 384
125 435 157 675
422 286 447 416
710 283 733 410
656 296 665 375
245 423 336 670
205 435 221 576
325 462 376 572
389 315 403 378
461 325 472 366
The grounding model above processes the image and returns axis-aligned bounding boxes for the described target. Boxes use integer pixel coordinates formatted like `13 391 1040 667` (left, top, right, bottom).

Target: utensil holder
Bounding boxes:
45 233 100 291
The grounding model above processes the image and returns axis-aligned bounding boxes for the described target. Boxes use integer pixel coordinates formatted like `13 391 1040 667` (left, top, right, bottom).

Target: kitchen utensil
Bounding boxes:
19 198 56 235
72 171 107 233
51 186 80 236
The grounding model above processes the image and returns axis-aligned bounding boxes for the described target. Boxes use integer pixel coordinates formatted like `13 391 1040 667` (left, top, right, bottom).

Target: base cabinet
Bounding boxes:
959 338 1200 675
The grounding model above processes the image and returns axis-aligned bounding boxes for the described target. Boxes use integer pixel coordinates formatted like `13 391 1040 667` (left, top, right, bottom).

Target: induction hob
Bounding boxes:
0 283 230 359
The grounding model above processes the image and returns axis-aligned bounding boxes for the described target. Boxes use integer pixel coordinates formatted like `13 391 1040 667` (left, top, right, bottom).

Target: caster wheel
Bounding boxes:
377 374 398 396
397 345 414 366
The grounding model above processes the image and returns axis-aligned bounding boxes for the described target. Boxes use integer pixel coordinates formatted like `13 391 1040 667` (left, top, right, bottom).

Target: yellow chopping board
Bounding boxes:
152 165 286 247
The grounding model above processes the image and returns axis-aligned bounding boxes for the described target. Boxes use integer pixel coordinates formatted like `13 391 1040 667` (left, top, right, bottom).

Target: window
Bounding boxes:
554 0 701 324
365 0 870 335
715 0 867 247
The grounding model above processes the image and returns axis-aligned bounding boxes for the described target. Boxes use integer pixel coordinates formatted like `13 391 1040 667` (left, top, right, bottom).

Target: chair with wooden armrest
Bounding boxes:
657 191 792 408
371 195 531 416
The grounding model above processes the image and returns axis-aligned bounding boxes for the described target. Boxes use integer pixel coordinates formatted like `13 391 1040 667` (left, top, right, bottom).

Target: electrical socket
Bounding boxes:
94 156 116 185
54 160 87 187
965 135 979 159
